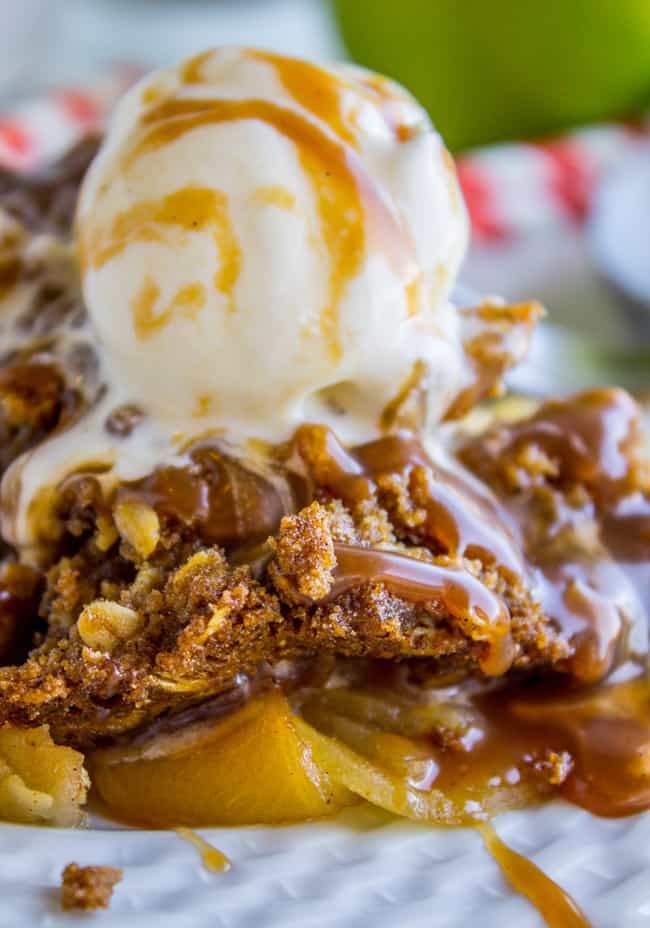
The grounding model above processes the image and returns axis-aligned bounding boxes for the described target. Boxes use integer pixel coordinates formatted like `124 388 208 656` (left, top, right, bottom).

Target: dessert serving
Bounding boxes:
0 46 648 916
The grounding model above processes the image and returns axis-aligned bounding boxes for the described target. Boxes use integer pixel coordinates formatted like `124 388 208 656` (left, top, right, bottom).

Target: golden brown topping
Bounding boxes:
270 498 514 677
286 425 524 576
61 863 122 911
329 544 515 676
270 502 336 602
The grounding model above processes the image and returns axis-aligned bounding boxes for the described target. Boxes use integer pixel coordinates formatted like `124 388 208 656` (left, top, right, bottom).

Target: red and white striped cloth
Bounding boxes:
0 69 141 172
1 72 649 244
458 122 650 245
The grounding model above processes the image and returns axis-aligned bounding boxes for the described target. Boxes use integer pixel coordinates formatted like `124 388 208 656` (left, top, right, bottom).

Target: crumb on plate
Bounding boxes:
60 863 122 911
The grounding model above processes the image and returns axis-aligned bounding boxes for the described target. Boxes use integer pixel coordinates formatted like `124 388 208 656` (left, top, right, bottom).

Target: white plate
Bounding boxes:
2 801 650 926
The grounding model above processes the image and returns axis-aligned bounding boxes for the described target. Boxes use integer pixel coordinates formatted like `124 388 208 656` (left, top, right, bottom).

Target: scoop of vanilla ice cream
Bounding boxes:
3 47 471 553
77 46 468 445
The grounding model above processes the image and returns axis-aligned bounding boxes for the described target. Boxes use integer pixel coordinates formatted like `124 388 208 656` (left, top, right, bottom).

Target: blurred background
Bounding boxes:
1 0 649 392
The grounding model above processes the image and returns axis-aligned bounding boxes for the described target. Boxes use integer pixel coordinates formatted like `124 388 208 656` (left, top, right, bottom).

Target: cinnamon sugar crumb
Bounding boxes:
270 501 335 601
61 863 122 911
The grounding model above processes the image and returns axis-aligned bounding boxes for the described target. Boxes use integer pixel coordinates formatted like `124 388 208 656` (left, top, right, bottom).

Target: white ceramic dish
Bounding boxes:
1 801 649 926
1 89 648 928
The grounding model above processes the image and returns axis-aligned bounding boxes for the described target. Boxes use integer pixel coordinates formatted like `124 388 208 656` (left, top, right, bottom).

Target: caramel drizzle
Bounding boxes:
175 827 231 873
289 426 524 577
493 388 642 499
330 543 514 676
179 50 216 86
131 277 206 340
182 47 415 147
116 447 288 550
132 99 358 362
504 675 650 818
461 388 650 683
81 186 241 318
479 824 590 928
102 49 421 356
120 93 414 361
252 185 296 210
250 49 358 146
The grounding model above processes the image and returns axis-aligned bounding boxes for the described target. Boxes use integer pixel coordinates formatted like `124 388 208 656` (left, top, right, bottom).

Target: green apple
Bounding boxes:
332 0 650 150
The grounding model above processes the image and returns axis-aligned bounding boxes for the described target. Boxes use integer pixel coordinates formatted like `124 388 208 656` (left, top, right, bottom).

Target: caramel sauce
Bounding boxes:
461 389 650 683
133 278 211 339
131 277 163 339
252 185 296 210
0 562 41 665
113 389 646 694
535 563 629 684
251 49 357 146
474 388 642 500
102 394 648 922
175 827 231 873
179 50 215 86
330 543 514 676
119 97 414 361
82 186 241 316
116 447 288 549
603 493 650 563
279 393 650 829
288 425 524 577
479 824 589 928
314 667 650 823
499 675 650 818
182 48 415 147
279 410 649 682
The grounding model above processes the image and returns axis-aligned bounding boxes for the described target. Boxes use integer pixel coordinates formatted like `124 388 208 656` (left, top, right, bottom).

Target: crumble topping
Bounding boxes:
61 863 122 911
